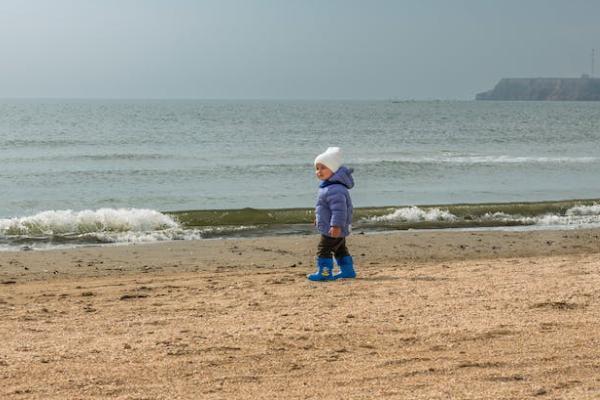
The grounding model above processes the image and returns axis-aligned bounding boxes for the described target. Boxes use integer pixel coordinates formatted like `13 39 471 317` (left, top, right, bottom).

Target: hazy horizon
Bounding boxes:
1 0 599 100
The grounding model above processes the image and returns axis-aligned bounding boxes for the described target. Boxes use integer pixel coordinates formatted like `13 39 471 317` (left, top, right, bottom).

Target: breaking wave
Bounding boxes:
0 208 255 250
0 208 178 236
2 200 600 251
367 206 457 223
363 203 600 228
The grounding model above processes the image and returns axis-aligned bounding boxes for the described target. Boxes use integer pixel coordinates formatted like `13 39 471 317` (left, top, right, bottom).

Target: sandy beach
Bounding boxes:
1 228 600 399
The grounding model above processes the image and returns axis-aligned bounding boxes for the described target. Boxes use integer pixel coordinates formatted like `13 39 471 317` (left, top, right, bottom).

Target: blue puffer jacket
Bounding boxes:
315 166 354 237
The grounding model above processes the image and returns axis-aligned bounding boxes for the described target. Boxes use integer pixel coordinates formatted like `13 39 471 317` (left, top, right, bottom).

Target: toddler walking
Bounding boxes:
308 147 357 281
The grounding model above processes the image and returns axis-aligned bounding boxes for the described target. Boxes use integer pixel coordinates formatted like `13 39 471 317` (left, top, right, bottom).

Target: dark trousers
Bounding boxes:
317 235 351 259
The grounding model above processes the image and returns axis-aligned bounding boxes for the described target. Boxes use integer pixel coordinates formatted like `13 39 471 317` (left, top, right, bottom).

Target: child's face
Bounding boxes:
315 163 333 180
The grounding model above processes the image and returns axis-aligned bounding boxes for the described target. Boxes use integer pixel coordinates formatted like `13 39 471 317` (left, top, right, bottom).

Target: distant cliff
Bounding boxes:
476 76 600 101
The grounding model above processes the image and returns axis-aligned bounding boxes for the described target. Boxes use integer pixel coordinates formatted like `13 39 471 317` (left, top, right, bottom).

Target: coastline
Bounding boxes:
2 227 600 281
2 197 600 250
2 228 600 398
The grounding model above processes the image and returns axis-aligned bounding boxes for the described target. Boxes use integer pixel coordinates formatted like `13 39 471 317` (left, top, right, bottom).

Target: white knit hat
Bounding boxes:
314 147 342 173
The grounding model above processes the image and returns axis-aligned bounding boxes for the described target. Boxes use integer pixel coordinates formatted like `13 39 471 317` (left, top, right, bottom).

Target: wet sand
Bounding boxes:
1 229 600 399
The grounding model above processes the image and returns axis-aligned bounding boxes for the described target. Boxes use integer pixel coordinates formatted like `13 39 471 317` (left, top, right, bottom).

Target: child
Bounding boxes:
308 147 356 281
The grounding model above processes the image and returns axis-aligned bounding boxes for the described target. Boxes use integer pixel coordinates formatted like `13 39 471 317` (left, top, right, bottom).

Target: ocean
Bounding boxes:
1 99 600 249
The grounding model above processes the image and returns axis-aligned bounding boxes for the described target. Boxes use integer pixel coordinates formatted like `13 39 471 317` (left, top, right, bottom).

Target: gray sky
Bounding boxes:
1 0 599 100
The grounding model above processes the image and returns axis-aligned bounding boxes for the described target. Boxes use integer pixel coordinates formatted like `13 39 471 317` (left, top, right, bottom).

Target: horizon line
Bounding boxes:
0 96 469 102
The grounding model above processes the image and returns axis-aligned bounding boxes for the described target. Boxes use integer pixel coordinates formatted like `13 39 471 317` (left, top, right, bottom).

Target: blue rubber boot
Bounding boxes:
334 256 356 279
308 257 334 281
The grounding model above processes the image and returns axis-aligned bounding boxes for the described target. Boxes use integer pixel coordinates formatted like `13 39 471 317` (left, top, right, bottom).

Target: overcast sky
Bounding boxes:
1 0 599 100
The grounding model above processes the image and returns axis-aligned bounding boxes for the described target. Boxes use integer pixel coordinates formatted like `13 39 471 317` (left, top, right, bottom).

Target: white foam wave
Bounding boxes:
476 204 600 227
434 156 599 164
0 209 261 250
367 207 458 223
366 204 600 228
532 204 600 226
0 208 179 237
85 225 256 245
498 205 600 227
566 204 600 216
355 155 599 165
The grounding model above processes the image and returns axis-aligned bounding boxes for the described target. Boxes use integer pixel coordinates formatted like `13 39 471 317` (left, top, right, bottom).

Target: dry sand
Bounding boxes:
1 228 600 399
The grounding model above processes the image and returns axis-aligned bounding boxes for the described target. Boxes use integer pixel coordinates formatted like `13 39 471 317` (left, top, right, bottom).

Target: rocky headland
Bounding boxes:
476 75 600 100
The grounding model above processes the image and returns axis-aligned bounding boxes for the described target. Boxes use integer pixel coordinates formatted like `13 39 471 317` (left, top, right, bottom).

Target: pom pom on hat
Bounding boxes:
314 147 342 173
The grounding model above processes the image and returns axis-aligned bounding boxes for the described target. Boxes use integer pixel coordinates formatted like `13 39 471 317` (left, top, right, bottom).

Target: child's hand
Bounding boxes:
329 226 342 238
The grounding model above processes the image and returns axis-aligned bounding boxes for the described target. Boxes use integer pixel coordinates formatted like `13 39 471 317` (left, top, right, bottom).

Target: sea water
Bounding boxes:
1 99 600 248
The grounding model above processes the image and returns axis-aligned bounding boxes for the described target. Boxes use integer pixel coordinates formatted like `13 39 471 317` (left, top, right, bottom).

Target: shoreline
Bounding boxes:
2 228 600 399
2 227 600 282
2 197 600 251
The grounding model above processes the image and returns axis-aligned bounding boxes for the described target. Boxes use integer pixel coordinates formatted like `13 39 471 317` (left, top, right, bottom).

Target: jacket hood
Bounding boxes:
321 166 354 189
